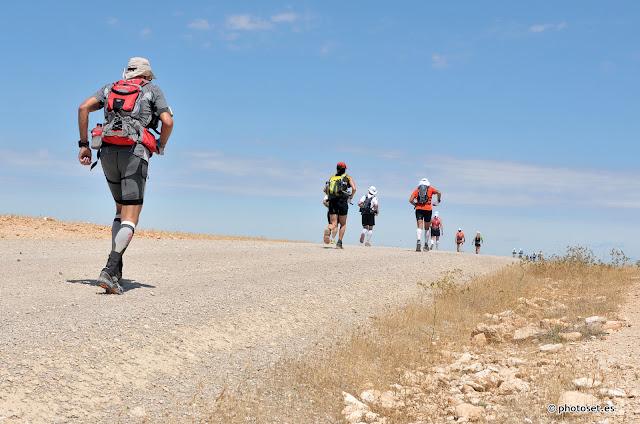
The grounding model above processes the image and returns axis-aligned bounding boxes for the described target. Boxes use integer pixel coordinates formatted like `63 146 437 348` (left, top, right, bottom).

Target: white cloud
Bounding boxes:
226 14 272 31
431 53 448 69
140 27 152 38
184 151 326 196
271 12 298 23
188 18 211 31
423 157 640 208
320 41 334 56
529 22 567 33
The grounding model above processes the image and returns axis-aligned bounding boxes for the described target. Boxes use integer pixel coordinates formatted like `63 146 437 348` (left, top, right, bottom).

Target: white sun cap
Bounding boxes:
419 178 430 186
123 57 155 80
368 186 377 195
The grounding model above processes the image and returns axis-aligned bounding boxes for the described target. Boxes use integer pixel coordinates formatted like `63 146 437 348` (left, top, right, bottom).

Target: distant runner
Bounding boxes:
429 211 443 250
512 248 517 258
409 178 442 252
77 57 173 294
358 186 379 247
474 231 483 254
518 249 524 259
455 228 465 252
323 162 357 249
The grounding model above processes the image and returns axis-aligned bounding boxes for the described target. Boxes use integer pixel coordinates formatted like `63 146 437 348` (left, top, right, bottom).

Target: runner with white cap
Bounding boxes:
77 57 174 294
358 186 379 247
409 178 441 252
429 211 443 250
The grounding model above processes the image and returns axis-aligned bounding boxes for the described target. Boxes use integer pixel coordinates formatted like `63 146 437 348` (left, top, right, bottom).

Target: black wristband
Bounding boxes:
78 140 89 148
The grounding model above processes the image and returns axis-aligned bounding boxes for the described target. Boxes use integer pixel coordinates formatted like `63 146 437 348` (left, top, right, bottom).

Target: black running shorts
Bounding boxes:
415 209 432 223
328 197 349 216
100 144 148 205
361 213 375 227
431 228 441 237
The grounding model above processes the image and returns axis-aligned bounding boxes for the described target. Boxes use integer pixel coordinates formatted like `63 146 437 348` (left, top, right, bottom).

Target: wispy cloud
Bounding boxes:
106 17 118 26
226 14 273 31
179 151 325 196
320 41 335 56
529 22 567 33
271 12 298 23
187 18 212 31
424 157 640 208
140 27 152 38
225 11 302 32
431 53 448 69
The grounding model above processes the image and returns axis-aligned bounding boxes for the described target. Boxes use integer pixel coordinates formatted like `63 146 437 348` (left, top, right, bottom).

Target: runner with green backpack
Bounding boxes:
323 162 357 249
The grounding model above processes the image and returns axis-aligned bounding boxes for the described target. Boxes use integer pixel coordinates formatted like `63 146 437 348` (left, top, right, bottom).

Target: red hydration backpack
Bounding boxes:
101 78 158 153
431 217 441 229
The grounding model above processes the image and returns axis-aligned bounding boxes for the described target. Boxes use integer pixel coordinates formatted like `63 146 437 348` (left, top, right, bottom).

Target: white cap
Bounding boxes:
458 228 462 231
434 211 439 217
123 57 155 80
419 178 430 186
368 186 377 195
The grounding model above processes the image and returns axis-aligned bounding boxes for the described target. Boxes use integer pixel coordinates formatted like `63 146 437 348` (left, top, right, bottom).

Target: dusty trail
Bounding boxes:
0 238 512 423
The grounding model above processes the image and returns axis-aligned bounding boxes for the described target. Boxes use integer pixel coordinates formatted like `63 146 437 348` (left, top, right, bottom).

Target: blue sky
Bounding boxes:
0 1 638 257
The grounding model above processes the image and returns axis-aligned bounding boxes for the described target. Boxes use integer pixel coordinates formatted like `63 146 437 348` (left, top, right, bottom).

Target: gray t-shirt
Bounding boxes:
94 81 170 128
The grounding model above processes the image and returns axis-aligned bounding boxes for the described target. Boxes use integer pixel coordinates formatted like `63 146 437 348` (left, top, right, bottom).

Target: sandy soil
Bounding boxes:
0 215 285 242
0 218 513 423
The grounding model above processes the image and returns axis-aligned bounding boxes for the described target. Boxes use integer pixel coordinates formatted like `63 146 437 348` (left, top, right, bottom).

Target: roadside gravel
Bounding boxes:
0 239 513 423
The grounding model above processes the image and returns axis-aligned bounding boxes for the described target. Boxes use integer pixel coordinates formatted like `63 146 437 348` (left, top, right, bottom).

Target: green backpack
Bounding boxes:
327 174 350 198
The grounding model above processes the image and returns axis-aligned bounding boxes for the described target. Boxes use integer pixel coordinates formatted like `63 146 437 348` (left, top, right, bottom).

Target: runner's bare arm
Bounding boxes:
349 176 357 199
436 190 442 204
158 111 174 148
409 192 415 206
77 97 101 142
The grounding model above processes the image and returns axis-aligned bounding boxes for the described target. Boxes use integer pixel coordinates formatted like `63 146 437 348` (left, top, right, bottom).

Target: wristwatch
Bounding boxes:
78 140 89 148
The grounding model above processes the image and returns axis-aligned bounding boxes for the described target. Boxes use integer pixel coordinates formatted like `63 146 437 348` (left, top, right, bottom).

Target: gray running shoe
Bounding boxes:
97 269 123 295
365 241 371 247
424 243 430 252
336 240 344 249
416 241 421 252
98 252 124 295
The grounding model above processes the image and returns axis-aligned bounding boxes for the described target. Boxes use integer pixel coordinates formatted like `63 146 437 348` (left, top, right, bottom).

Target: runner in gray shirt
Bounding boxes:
77 57 174 294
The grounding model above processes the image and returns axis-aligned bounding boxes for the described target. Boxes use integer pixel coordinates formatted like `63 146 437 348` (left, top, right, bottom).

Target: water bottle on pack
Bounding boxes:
91 123 103 150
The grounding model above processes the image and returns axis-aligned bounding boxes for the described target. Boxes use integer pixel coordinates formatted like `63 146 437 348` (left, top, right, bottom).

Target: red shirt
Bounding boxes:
410 186 439 211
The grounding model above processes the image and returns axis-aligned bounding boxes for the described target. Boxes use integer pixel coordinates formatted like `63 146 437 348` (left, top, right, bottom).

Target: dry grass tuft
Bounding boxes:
205 248 638 423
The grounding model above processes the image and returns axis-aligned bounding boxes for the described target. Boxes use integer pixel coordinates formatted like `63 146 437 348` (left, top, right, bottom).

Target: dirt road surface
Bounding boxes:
0 237 513 423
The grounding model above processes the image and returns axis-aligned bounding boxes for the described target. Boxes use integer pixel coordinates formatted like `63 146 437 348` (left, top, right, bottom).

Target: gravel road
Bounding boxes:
0 239 513 423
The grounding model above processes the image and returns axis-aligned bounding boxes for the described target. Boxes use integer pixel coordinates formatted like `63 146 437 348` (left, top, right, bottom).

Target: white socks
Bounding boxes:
416 228 423 242
366 229 373 242
113 221 136 254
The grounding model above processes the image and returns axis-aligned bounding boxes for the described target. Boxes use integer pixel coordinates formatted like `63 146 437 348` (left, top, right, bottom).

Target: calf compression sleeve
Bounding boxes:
366 229 373 242
113 221 135 254
111 214 121 251
416 228 423 241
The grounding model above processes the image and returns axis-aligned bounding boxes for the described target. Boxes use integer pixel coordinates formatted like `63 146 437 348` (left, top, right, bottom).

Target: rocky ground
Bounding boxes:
341 279 639 423
0 217 513 423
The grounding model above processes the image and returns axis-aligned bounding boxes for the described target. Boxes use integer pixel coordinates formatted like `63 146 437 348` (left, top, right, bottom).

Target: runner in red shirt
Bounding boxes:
408 178 442 252
429 211 443 250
